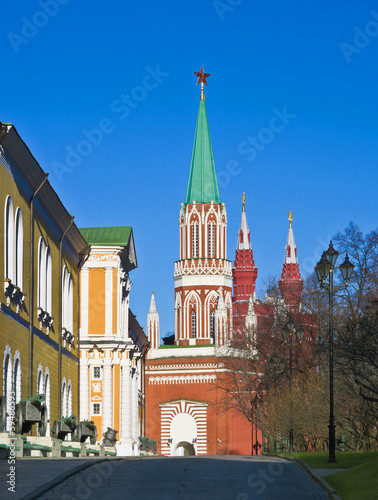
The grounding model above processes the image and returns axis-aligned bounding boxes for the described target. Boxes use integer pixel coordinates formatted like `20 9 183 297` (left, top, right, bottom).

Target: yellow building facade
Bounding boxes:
0 123 87 434
79 227 148 455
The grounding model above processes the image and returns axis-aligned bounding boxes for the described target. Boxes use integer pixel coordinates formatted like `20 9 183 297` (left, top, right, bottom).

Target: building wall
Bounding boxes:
79 245 147 455
0 125 84 436
145 353 258 456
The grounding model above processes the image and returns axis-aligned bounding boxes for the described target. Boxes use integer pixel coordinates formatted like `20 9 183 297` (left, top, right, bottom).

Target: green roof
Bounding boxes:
185 99 220 204
79 226 132 246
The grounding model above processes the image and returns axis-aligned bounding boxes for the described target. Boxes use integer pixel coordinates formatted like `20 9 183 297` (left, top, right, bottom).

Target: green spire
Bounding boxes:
185 99 220 204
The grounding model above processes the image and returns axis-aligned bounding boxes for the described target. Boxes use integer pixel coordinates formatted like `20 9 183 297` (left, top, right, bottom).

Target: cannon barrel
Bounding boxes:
80 420 94 426
20 394 45 404
61 415 76 424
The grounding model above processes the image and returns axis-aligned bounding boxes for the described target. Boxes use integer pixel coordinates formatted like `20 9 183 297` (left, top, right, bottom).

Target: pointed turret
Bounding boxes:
278 211 303 309
232 193 258 301
245 295 257 331
185 89 220 204
147 291 160 349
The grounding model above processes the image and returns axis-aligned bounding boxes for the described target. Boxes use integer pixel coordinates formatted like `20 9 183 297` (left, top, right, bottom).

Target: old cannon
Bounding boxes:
14 394 48 436
52 415 77 440
72 420 98 444
102 427 118 446
139 436 157 454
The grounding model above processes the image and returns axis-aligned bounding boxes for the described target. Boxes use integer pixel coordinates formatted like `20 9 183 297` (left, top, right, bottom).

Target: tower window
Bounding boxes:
191 310 196 338
93 366 101 379
93 403 101 415
210 310 215 338
208 222 215 258
192 223 198 257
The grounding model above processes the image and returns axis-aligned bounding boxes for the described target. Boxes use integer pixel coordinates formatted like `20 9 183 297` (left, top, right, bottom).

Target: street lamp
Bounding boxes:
250 382 264 455
282 318 304 453
268 353 285 389
315 241 354 463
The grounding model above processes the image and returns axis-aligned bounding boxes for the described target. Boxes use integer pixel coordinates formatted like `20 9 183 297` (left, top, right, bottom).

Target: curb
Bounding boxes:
266 454 342 500
19 458 123 500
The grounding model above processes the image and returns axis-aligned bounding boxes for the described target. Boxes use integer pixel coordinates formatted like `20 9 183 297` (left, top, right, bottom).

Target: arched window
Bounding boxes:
46 246 52 314
62 266 67 330
67 380 72 416
191 310 196 338
62 267 74 335
38 238 52 313
44 369 50 435
62 379 67 418
192 223 198 258
68 274 73 333
13 352 21 404
37 364 44 395
208 222 215 258
210 310 215 339
3 347 12 431
4 196 14 282
14 208 23 289
38 238 46 309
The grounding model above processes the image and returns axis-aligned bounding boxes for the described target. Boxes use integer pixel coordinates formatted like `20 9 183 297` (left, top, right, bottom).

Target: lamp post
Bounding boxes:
268 354 285 389
268 355 285 453
282 318 304 453
315 241 354 463
251 383 264 455
257 382 266 453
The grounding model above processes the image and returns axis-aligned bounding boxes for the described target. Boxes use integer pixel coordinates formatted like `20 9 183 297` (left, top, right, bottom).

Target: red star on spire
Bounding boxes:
194 66 211 86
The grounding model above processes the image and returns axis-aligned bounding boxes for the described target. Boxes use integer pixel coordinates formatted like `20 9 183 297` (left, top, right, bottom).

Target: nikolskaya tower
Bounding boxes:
173 67 233 346
145 68 251 457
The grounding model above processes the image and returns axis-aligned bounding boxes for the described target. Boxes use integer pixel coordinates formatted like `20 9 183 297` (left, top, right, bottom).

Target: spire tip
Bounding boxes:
288 210 293 228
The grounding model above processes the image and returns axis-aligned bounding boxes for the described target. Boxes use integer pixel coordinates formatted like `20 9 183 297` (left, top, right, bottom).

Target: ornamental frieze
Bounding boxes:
174 259 232 277
88 254 118 262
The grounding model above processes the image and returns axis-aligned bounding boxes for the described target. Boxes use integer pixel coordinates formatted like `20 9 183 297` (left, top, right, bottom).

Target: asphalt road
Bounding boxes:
23 455 331 500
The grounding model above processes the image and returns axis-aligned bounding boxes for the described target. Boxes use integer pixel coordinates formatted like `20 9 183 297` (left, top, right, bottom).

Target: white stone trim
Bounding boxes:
149 374 216 385
160 400 208 456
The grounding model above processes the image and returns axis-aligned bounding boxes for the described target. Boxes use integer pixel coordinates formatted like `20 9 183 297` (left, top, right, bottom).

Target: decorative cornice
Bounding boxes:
149 374 216 385
148 362 218 371
174 259 232 277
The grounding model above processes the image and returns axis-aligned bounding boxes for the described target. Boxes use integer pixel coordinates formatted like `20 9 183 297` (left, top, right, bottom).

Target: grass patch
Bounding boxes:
326 456 378 500
280 452 378 500
281 451 377 469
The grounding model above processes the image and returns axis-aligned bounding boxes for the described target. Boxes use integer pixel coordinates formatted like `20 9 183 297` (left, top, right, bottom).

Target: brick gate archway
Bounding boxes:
160 400 208 456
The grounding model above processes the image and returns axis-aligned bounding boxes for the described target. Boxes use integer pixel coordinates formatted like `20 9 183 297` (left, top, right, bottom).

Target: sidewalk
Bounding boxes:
0 457 106 500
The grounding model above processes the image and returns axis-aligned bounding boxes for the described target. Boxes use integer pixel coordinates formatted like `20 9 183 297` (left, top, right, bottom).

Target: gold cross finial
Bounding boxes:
242 192 245 212
288 210 293 228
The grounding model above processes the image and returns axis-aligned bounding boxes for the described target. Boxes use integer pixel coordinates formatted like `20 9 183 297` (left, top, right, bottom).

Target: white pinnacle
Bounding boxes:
236 211 251 250
149 291 157 313
284 223 298 265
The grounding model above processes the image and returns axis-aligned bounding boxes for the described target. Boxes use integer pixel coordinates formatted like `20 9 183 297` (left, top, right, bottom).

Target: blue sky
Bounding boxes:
2 1 378 338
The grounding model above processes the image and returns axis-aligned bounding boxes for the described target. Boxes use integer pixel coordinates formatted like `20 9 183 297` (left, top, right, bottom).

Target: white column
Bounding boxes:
105 267 113 335
132 364 139 454
102 356 113 434
120 357 130 441
79 355 89 420
80 268 90 336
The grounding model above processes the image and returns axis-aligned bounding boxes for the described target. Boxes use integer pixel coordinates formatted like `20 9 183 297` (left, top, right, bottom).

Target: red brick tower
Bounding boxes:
232 193 258 331
278 211 304 310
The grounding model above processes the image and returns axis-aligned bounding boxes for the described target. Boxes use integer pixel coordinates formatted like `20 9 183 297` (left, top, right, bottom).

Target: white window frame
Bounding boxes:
4 196 14 282
92 402 101 416
13 351 21 404
14 208 23 289
3 346 12 431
